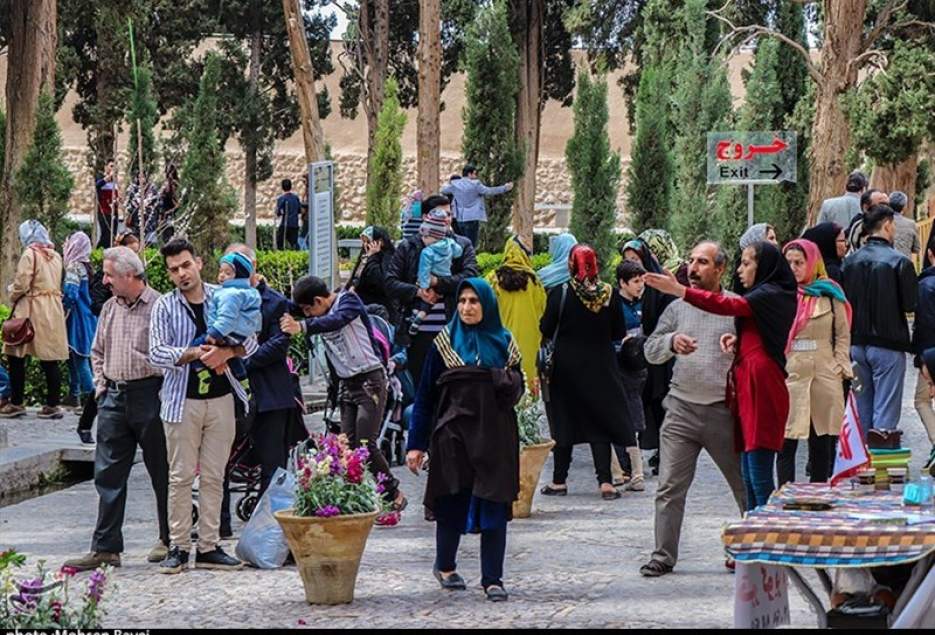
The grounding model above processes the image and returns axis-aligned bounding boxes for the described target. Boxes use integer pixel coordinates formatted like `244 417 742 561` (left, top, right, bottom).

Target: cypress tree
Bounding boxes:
13 92 74 242
566 71 621 270
365 77 406 237
668 0 732 251
178 53 237 276
462 0 523 252
626 64 674 232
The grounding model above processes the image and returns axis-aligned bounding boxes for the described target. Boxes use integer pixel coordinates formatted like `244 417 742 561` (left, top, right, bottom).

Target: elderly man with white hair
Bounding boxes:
64 246 170 571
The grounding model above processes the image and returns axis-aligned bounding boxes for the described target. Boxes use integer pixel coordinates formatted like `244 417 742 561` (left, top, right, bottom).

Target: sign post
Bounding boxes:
706 131 797 228
306 160 335 384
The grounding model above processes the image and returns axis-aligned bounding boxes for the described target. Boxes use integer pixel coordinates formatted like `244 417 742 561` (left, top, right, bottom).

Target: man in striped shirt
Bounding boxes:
149 238 257 574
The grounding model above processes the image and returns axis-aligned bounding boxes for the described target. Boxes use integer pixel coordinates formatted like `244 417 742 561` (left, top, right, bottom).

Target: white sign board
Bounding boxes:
307 161 335 283
707 131 797 185
734 563 791 629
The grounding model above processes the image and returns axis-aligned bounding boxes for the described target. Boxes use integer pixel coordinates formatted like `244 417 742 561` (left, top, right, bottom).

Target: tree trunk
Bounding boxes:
511 0 543 246
282 0 325 163
417 0 442 195
1 0 57 302
244 28 261 249
872 154 919 219
363 1 389 174
806 0 866 225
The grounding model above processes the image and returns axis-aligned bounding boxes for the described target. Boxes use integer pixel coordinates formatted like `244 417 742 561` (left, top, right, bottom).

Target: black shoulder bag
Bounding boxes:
536 284 567 403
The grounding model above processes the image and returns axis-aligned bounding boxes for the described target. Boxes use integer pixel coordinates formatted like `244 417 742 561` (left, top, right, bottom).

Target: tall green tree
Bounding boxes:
178 54 236 276
0 108 5 178
126 42 158 179
626 64 673 232
365 78 406 236
567 71 621 270
13 92 74 242
668 0 733 250
462 0 524 252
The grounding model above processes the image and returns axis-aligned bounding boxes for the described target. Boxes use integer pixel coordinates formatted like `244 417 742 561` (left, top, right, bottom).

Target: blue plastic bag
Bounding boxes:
235 468 295 568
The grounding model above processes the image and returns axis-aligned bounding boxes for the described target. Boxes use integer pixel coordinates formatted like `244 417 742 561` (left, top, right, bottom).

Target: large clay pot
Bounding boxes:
274 509 378 605
513 439 556 518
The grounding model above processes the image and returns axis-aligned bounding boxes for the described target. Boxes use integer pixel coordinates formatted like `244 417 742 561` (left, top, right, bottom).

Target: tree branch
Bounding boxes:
862 0 908 53
847 49 890 78
708 7 822 83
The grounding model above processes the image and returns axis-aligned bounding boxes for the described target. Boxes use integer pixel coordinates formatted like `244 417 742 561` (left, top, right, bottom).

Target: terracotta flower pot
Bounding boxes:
513 439 556 518
274 509 378 605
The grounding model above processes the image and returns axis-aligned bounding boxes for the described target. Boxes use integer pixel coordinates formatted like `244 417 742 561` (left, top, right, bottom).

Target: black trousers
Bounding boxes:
96 211 118 249
78 392 98 432
251 408 291 499
407 330 438 389
435 520 506 588
276 225 299 250
776 425 837 486
91 378 169 553
7 356 61 407
552 443 613 486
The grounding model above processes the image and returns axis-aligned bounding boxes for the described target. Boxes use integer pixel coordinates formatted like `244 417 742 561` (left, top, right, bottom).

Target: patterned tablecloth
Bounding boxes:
722 483 935 568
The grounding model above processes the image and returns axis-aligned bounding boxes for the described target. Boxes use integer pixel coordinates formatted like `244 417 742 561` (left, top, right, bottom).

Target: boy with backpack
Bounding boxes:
280 275 407 522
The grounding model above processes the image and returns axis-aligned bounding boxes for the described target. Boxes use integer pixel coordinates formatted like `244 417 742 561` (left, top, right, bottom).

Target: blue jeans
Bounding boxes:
741 449 776 511
67 352 94 397
851 345 906 434
0 364 10 399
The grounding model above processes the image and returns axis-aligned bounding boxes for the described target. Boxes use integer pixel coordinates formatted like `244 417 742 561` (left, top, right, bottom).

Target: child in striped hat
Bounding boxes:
408 211 463 336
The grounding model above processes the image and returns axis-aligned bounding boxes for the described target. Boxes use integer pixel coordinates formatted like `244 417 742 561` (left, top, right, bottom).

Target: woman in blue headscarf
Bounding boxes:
407 278 524 603
537 233 578 290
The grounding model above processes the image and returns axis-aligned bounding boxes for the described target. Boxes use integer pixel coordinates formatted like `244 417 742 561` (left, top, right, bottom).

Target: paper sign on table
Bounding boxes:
734 563 791 629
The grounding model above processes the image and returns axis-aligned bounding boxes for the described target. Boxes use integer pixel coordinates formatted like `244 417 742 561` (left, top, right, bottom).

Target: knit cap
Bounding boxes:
219 252 254 279
420 214 448 240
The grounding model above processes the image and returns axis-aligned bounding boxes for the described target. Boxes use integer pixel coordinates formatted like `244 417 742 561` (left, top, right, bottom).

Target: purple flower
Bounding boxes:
87 569 106 602
314 505 341 518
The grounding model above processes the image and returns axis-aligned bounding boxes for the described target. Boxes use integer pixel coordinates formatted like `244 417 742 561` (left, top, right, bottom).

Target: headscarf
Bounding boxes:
922 348 935 386
739 241 798 370
639 229 681 272
502 235 536 276
801 222 844 284
569 244 612 313
739 223 770 250
445 278 513 369
537 233 578 289
363 226 396 255
621 238 663 274
18 220 53 249
783 239 852 353
621 237 672 334
63 231 92 266
404 190 424 220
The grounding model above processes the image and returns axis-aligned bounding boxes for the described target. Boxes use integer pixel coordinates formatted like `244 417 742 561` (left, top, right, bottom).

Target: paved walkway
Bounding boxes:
1 369 932 628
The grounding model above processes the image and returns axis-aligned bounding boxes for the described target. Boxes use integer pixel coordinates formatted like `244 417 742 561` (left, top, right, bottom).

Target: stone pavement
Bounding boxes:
1 369 932 629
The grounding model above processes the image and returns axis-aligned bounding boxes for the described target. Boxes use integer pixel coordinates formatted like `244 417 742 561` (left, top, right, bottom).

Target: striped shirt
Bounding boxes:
418 301 447 334
92 285 162 395
149 283 258 423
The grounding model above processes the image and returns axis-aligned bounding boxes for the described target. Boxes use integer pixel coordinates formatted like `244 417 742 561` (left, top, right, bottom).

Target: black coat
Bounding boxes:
353 250 398 324
384 234 479 324
540 285 636 448
912 267 935 366
90 268 111 317
245 281 296 413
843 237 918 352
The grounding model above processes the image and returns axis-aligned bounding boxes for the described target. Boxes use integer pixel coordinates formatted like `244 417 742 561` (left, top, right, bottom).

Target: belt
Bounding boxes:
791 339 819 352
105 376 162 392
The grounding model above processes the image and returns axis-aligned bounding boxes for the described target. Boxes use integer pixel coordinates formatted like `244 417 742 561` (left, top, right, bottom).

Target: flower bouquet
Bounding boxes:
275 433 382 604
0 550 111 628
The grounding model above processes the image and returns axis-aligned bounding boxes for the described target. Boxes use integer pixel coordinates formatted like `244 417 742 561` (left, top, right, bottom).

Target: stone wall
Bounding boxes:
63 147 629 228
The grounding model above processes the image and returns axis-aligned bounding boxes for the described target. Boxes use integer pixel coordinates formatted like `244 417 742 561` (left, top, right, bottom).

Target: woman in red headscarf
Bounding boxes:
777 239 853 485
539 244 637 500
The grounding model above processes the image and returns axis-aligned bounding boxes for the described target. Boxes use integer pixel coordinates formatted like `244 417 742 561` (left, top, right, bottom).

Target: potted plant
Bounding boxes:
513 394 556 518
274 433 381 605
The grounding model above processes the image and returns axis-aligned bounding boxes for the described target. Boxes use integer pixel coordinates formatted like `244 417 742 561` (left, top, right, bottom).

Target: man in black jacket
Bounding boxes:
843 205 918 435
385 194 478 384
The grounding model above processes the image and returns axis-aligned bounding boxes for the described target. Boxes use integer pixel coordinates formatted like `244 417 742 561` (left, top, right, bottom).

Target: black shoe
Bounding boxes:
62 394 79 408
77 429 94 445
159 547 189 574
195 547 243 570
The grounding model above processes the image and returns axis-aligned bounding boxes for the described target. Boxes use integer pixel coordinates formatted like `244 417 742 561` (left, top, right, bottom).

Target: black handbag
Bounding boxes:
536 284 567 402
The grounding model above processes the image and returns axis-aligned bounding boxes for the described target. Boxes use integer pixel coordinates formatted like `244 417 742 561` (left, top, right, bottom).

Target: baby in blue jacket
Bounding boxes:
191 252 262 389
408 211 463 336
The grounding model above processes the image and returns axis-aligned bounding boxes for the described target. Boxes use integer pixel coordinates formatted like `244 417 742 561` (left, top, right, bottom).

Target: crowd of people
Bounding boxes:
2 163 935 602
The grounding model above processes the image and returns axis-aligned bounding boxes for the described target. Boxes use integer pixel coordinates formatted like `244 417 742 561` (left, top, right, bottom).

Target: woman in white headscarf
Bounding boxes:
0 220 68 419
62 231 98 412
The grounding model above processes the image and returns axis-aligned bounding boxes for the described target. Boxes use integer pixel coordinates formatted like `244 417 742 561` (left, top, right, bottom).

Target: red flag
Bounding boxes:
831 392 870 485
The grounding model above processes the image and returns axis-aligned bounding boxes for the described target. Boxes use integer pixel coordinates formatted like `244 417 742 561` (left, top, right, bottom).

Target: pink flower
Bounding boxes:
315 505 341 518
59 565 78 578
298 618 307 625
346 457 364 484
